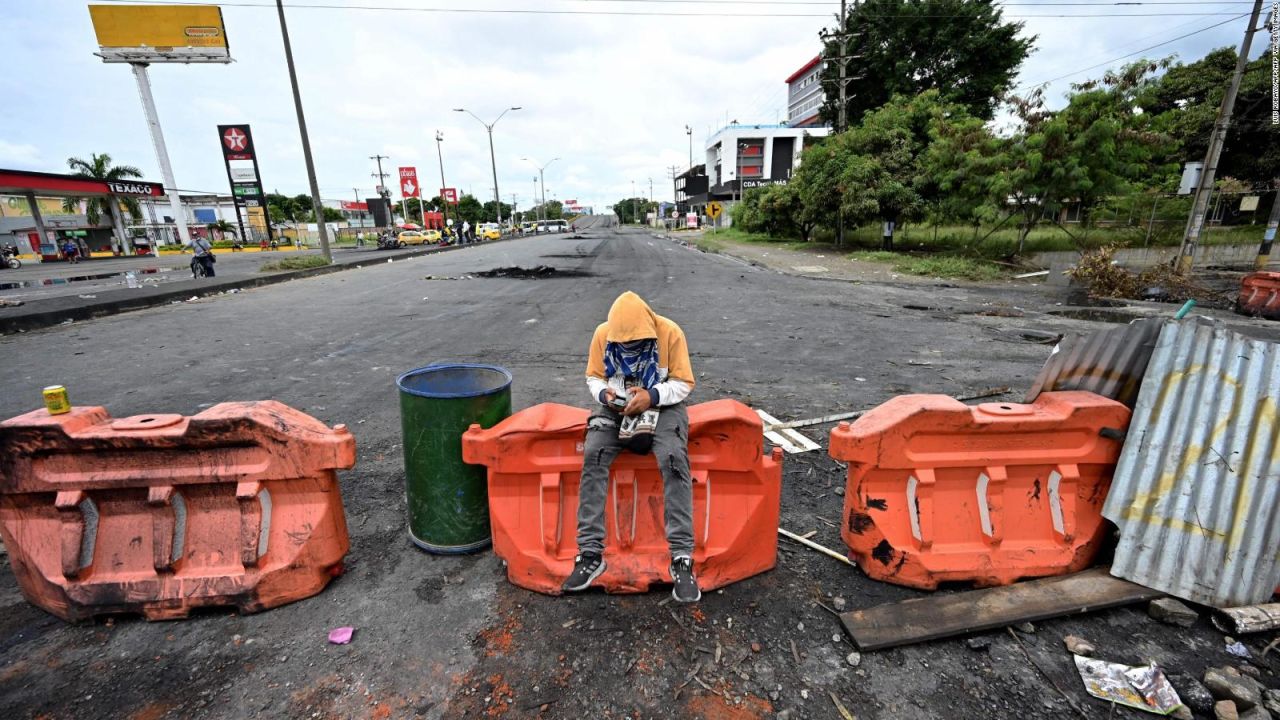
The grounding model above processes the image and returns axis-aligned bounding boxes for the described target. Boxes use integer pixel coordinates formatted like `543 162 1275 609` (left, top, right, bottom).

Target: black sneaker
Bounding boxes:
562 553 606 593
670 556 701 603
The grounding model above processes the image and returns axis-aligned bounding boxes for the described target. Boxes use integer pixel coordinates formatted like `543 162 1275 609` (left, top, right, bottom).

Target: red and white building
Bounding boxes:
786 55 826 128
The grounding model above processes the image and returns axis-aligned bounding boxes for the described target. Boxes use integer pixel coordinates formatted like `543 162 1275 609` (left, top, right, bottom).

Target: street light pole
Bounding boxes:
684 124 693 169
434 131 449 231
275 0 331 261
455 106 521 227
521 157 559 225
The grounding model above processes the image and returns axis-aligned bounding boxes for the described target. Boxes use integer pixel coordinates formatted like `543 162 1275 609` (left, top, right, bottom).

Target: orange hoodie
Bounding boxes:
586 292 694 406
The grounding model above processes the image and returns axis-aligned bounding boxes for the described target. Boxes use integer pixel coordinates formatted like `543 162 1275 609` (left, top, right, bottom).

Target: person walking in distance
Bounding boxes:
191 234 216 277
562 291 701 602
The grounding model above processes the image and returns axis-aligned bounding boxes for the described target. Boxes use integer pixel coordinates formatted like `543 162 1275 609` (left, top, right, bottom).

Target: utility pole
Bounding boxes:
1176 0 1264 273
820 0 858 247
275 0 331 261
1257 179 1280 269
532 177 539 224
434 131 449 231
370 154 391 226
631 179 637 225
455 107 521 226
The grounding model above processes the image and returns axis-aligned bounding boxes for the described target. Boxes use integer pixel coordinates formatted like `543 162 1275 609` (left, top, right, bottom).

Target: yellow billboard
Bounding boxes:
88 5 231 63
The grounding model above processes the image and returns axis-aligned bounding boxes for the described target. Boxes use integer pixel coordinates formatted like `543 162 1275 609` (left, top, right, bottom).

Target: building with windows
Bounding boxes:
703 123 829 224
786 55 826 128
674 164 708 215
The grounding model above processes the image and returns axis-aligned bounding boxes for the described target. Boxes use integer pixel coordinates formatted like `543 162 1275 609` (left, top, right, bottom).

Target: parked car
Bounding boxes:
478 223 501 241
398 230 430 245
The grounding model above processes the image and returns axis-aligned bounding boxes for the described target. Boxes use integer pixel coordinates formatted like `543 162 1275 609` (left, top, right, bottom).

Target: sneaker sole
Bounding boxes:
562 559 608 593
672 585 702 603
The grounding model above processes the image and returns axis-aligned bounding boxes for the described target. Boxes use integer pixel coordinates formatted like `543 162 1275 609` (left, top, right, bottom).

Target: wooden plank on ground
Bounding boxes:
840 567 1162 651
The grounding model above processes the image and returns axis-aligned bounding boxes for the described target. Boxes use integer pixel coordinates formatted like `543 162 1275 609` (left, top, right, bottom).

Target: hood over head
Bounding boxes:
605 291 658 343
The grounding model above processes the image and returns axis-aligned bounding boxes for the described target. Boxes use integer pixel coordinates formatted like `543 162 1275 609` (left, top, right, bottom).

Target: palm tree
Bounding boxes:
207 219 238 240
62 153 143 250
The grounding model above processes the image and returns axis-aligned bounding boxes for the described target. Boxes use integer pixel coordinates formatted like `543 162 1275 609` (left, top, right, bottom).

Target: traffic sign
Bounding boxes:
398 167 419 199
706 201 723 219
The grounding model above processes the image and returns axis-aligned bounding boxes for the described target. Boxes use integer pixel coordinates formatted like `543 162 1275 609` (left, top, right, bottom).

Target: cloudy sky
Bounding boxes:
0 1 1264 212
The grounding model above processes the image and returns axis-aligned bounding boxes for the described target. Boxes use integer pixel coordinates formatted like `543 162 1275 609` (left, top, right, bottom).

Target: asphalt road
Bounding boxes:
2 215 1275 719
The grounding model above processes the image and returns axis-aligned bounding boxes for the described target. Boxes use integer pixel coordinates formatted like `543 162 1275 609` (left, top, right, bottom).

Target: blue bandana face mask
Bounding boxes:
604 339 660 389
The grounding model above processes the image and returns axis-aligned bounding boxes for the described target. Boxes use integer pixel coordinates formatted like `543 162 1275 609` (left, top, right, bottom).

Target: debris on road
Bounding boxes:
328 627 354 645
1064 635 1096 656
1149 598 1200 627
1225 641 1253 659
1104 320 1280 608
778 528 852 566
1203 666 1262 711
1024 316 1163 407
756 408 821 453
839 568 1162 651
1213 604 1280 634
1073 656 1184 716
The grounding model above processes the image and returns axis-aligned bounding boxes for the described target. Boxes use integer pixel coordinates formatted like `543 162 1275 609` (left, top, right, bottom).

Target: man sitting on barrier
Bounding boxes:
562 291 700 602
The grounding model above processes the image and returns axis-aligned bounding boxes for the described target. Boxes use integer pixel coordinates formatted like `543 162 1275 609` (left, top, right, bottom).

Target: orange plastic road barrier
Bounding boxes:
829 391 1130 590
0 401 354 622
462 399 782 595
1237 271 1280 320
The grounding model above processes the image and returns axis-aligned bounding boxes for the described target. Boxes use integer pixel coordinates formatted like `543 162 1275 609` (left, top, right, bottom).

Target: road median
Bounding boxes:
0 238 512 335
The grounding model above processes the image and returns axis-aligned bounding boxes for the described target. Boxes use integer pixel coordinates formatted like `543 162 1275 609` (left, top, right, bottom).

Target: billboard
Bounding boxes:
89 4 231 64
398 167 420 199
441 188 458 204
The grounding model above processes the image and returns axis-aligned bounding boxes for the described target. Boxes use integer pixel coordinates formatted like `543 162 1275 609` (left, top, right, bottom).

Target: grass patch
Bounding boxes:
718 220 1262 258
259 255 331 272
849 250 1007 281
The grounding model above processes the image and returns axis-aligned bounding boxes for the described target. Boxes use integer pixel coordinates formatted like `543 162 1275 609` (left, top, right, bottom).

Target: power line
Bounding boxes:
90 0 1251 18
1017 11 1252 88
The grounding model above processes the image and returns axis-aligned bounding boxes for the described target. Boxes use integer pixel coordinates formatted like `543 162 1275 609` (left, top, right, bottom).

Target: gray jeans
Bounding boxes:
576 403 694 558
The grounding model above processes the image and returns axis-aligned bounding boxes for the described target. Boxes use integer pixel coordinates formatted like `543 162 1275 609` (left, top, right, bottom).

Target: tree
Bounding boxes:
1137 47 1278 186
455 194 485 225
480 200 514 223
207 219 238 240
63 153 143 249
733 183 815 241
612 197 652 224
820 0 1033 125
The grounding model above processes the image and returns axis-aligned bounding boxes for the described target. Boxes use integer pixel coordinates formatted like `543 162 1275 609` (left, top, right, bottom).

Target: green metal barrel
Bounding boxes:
396 363 512 554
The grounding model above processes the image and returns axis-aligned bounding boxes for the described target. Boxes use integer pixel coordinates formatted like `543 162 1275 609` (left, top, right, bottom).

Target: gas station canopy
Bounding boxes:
0 168 165 199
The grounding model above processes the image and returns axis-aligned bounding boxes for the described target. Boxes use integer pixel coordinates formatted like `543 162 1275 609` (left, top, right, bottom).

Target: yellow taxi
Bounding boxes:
397 230 429 246
478 223 502 241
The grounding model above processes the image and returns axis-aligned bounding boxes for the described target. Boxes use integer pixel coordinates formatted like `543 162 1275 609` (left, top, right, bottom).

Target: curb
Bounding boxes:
0 238 511 335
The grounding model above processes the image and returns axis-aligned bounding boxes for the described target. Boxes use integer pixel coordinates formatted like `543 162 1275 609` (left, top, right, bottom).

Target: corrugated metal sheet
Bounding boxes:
1103 318 1280 608
1024 317 1164 408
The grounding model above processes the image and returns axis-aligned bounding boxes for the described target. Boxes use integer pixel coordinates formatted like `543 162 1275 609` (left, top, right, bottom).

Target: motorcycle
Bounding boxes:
2 247 21 270
377 232 404 250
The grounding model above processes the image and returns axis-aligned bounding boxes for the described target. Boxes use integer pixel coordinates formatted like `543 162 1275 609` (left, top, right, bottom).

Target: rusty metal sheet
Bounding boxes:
1102 319 1280 608
1024 317 1165 408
